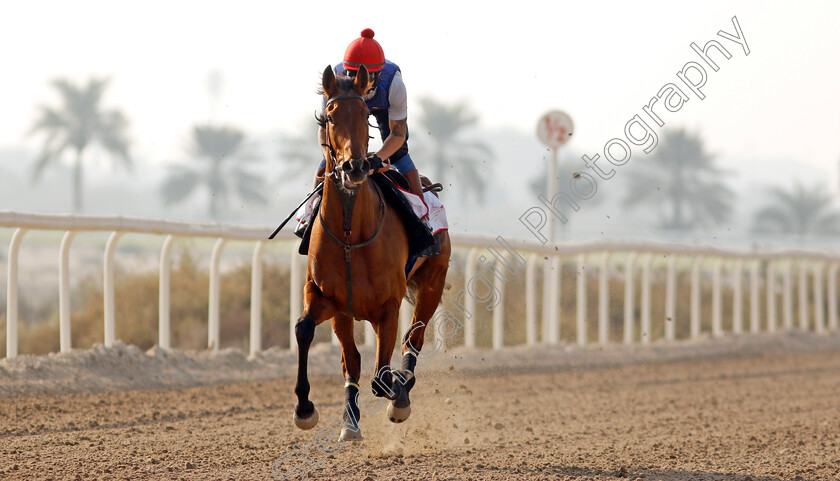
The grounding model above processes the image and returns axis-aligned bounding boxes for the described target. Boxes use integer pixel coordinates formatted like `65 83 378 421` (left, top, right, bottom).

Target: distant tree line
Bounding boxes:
26 76 840 238
28 77 495 219
529 128 840 238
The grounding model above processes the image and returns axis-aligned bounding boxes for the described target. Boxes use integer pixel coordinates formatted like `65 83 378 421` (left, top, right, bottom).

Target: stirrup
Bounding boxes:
293 222 307 239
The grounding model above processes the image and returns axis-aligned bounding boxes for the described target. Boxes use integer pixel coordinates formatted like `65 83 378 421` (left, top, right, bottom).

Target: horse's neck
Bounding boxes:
321 178 378 241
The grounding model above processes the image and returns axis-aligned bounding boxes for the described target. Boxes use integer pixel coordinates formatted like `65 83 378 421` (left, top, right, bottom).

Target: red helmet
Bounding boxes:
343 28 385 72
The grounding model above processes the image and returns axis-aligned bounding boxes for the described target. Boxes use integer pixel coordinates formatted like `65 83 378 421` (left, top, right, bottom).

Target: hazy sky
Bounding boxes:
2 1 839 183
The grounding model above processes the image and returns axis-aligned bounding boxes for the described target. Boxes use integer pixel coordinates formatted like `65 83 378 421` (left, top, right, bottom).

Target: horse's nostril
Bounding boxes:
347 158 367 173
341 162 352 172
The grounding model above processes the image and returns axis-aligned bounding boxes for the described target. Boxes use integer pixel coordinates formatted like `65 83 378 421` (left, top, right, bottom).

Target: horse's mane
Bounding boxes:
316 74 357 127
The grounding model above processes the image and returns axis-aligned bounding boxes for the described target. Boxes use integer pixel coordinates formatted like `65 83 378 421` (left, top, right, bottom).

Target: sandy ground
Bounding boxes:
2 333 840 480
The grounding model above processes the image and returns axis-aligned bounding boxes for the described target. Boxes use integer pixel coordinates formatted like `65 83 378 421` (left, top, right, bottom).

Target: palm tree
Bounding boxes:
415 96 493 202
29 77 131 212
623 128 734 230
161 125 267 219
752 181 840 236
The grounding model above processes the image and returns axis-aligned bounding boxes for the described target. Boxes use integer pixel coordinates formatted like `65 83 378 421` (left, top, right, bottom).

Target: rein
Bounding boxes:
319 93 387 320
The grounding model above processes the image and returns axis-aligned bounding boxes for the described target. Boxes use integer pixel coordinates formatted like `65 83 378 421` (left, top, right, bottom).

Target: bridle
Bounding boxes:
318 93 386 319
321 94 367 175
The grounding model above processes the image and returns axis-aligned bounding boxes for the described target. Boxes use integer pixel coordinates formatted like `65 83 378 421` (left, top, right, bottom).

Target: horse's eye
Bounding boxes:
326 116 334 124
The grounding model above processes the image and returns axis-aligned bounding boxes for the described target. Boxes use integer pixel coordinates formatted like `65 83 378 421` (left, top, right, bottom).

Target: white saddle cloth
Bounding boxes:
294 184 449 235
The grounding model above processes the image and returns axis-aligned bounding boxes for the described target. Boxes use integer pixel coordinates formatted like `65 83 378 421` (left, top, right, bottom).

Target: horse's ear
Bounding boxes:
354 65 369 95
322 65 336 97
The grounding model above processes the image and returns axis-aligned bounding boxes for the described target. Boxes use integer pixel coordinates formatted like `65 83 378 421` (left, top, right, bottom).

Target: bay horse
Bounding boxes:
293 65 451 441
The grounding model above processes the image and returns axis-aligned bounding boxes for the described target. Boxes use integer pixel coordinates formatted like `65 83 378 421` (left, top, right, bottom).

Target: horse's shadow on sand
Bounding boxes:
553 466 804 481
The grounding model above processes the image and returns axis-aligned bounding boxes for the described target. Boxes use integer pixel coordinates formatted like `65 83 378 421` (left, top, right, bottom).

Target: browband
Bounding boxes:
326 94 366 108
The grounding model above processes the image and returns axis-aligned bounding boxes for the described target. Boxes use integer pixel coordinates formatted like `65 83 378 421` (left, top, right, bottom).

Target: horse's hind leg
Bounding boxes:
393 249 450 423
293 280 336 430
332 313 363 441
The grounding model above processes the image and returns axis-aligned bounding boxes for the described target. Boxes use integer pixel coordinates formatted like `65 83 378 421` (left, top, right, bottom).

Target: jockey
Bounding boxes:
314 28 425 200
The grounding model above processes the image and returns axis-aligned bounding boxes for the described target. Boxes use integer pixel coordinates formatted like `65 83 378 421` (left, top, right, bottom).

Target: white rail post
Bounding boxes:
400 298 412 340
59 231 78 353
766 260 777 333
712 258 723 337
549 256 562 344
576 254 587 346
640 254 652 345
364 321 376 347
542 255 551 343
750 261 761 333
799 261 809 331
665 254 677 342
434 305 447 352
158 235 177 350
814 262 825 333
289 249 302 351
525 253 539 346
732 259 743 334
464 247 479 348
332 275 342 346
6 228 28 359
623 252 637 345
690 255 703 339
783 260 793 330
208 238 227 351
103 231 124 348
829 263 839 331
492 259 505 350
598 253 610 345
249 241 264 357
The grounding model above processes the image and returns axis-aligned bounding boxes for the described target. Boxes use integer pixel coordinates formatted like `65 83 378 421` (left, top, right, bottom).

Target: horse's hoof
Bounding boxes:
293 406 319 430
340 426 363 441
387 402 411 423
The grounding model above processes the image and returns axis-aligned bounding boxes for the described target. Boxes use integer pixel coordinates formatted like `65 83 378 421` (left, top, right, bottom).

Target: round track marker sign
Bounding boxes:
537 110 574 148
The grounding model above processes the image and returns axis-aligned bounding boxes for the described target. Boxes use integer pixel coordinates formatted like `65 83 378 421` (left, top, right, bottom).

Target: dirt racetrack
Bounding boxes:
2 340 840 481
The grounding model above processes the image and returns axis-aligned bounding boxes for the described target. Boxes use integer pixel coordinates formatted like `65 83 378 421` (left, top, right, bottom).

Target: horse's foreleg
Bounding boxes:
332 313 363 441
369 299 401 401
293 281 336 430
359 298 412 424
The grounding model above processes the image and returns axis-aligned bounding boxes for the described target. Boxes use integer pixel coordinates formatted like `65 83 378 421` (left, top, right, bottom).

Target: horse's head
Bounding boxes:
321 65 372 191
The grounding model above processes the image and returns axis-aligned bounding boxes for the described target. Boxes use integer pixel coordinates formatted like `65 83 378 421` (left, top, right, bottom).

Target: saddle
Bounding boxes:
298 172 438 258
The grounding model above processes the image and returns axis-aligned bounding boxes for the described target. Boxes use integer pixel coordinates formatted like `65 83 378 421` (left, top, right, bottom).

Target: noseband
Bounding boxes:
322 94 367 178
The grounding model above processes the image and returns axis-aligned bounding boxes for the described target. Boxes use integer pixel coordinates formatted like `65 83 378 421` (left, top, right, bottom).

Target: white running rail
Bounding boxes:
2 211 839 359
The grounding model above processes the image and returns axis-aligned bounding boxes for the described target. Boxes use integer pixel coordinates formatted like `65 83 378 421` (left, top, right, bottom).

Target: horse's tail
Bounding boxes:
404 277 418 306
404 273 451 306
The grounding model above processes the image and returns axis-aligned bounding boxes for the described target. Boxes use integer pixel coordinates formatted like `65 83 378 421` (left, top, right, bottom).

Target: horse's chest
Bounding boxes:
310 253 387 297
